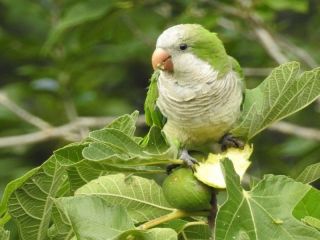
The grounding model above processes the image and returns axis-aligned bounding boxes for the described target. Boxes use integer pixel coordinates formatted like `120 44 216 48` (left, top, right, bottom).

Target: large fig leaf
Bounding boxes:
54 196 177 240
232 62 320 139
0 228 9 240
296 162 320 184
215 158 320 239
75 174 174 223
7 156 67 240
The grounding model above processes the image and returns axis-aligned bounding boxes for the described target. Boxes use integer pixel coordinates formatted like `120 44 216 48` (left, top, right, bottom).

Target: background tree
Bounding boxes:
0 0 319 237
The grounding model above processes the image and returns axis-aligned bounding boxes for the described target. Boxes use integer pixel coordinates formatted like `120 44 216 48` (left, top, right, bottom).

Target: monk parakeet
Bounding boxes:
144 24 244 167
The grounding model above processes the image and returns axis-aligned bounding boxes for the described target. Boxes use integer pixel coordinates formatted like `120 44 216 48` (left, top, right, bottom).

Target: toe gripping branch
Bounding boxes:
219 133 245 151
166 149 199 174
179 149 199 172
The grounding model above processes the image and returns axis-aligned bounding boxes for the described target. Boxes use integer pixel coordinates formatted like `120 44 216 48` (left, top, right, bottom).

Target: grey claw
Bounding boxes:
220 134 245 151
179 149 199 172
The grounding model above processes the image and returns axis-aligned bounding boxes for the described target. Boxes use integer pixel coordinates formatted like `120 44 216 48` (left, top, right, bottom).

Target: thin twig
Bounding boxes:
0 116 145 148
0 92 52 130
277 36 318 68
137 210 209 230
252 26 288 64
269 121 320 141
0 112 319 148
212 0 288 64
243 68 271 77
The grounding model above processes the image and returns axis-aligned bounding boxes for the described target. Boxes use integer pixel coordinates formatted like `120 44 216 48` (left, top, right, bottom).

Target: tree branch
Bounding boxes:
251 26 288 64
269 121 320 141
243 67 271 77
0 92 52 130
0 111 319 149
137 210 209 230
0 116 145 148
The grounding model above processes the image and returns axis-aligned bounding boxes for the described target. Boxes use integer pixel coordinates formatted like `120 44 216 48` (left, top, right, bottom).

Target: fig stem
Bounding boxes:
127 159 183 166
137 209 209 230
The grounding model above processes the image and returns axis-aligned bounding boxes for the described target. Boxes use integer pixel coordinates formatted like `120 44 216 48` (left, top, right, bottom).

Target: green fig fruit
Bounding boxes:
162 168 212 211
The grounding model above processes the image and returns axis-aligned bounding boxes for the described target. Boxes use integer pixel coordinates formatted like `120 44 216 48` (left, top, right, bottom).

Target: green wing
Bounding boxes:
229 56 245 109
144 70 166 128
229 56 244 82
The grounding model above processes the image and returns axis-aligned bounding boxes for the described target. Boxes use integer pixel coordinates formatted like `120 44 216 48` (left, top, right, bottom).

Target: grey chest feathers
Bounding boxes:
156 69 243 148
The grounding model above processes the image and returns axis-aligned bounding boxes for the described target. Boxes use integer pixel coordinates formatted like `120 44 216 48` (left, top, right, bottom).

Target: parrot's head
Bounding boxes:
152 24 229 77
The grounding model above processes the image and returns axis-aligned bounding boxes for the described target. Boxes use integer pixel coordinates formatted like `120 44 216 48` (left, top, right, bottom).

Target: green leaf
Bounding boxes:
301 216 320 230
119 228 178 240
158 219 210 239
178 223 211 240
43 0 115 51
0 167 39 219
142 126 178 159
107 111 139 137
263 0 308 12
88 128 143 155
293 187 320 221
215 158 320 239
66 161 108 193
54 196 177 240
296 162 320 184
47 204 74 240
54 143 88 167
55 196 134 240
232 62 320 139
83 126 176 166
75 174 174 223
0 227 9 240
142 126 169 153
7 156 67 240
67 157 163 186
144 70 165 128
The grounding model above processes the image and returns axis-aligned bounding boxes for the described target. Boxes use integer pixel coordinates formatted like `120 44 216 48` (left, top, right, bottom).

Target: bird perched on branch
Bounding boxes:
145 24 244 168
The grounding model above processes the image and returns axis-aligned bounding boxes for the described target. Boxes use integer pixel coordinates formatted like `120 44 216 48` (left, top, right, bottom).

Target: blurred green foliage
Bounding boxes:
0 0 319 201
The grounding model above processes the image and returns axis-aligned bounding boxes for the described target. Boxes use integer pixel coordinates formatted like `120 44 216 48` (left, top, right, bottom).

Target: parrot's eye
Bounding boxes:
179 43 188 51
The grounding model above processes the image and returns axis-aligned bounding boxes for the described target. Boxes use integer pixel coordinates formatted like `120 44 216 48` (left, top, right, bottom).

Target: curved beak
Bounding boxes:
151 48 173 72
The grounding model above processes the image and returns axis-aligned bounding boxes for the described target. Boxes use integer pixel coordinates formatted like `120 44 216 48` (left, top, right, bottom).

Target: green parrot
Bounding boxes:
144 24 244 167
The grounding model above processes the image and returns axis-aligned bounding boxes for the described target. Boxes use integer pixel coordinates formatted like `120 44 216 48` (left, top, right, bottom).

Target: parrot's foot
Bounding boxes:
179 149 199 171
166 164 181 175
219 134 244 152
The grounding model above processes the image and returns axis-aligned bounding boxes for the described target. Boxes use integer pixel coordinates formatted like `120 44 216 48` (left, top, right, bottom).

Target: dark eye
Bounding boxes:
179 43 188 51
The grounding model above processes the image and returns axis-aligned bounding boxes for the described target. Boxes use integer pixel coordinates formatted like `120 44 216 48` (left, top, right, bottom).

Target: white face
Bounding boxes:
156 25 188 50
156 25 216 82
156 25 199 77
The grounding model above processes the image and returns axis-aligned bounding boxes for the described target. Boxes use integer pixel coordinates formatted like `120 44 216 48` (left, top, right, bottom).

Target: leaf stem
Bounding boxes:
0 212 11 226
178 221 207 233
137 209 209 230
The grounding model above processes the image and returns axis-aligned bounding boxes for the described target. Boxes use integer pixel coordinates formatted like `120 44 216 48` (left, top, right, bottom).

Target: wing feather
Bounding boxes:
144 71 166 128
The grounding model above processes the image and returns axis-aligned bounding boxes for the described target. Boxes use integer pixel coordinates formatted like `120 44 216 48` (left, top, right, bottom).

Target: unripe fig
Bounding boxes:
162 168 212 211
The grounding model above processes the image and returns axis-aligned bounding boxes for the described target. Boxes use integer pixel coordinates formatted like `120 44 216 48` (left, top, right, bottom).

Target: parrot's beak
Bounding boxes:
152 48 173 72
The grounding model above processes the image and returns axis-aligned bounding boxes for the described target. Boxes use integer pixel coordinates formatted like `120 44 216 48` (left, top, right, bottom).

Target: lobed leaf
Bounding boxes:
54 143 88 167
301 216 320 230
0 167 39 220
119 228 177 240
215 158 320 240
296 162 320 184
232 62 320 139
48 204 74 240
7 156 68 240
107 111 139 137
179 223 211 240
82 125 176 166
75 174 174 223
293 187 320 221
0 227 9 240
55 197 134 240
